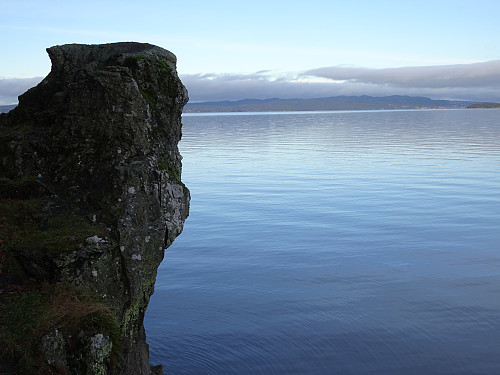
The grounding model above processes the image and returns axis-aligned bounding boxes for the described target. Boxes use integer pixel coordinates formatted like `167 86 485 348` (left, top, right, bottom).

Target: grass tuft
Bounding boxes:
0 283 122 374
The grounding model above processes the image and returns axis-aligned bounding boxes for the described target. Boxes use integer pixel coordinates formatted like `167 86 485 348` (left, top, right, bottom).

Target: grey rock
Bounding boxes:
41 328 69 372
0 42 189 374
86 235 106 244
88 334 113 375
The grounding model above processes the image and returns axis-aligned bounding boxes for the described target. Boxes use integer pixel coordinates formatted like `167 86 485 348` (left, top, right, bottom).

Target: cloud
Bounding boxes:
304 60 500 89
181 62 500 103
181 72 339 102
0 77 43 105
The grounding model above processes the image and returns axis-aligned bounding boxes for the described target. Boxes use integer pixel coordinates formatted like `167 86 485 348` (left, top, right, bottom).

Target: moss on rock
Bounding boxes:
0 283 121 374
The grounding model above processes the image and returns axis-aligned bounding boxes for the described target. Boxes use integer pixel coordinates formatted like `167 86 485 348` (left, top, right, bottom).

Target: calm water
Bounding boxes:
145 109 500 374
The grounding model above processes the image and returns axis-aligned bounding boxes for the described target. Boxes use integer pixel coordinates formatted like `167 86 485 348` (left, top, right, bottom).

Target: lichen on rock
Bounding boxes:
0 42 190 374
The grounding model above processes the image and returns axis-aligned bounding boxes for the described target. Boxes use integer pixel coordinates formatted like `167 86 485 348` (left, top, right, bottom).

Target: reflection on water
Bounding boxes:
146 109 500 374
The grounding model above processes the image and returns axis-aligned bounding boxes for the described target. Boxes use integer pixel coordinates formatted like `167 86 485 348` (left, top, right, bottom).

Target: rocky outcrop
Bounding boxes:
0 42 189 374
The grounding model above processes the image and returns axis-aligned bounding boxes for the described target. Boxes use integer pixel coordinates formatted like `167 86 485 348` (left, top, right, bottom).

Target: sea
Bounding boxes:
145 109 500 375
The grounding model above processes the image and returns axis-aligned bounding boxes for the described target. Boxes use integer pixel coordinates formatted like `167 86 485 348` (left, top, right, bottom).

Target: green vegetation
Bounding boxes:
467 102 500 108
158 160 180 182
124 55 178 111
138 86 158 110
157 160 189 194
1 175 44 198
155 58 177 98
0 176 118 373
0 196 106 266
0 174 107 273
0 283 121 374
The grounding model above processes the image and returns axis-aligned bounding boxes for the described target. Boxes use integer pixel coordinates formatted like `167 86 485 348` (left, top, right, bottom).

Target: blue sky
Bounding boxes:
1 0 500 104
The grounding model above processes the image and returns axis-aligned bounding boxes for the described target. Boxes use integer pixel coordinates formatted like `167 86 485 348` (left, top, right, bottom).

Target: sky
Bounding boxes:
1 0 500 104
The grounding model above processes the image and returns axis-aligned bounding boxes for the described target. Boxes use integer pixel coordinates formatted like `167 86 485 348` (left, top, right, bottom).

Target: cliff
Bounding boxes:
0 42 190 374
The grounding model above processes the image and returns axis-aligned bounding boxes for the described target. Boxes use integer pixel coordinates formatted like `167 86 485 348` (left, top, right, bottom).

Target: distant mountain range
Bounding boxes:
184 95 480 113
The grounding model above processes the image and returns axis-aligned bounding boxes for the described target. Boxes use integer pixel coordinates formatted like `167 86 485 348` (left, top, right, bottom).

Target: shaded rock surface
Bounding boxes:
0 42 189 374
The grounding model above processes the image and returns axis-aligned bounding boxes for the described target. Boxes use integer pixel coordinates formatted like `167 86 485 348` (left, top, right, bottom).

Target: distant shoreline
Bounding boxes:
183 95 482 113
182 108 477 117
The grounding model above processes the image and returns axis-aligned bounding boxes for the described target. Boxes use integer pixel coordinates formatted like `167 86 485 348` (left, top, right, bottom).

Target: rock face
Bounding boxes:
0 43 189 374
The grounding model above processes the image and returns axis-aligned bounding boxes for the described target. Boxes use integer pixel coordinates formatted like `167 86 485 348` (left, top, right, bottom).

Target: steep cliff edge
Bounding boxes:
0 42 189 374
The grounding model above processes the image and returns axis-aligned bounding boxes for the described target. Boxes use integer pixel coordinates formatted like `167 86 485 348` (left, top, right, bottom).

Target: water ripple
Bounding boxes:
147 109 500 374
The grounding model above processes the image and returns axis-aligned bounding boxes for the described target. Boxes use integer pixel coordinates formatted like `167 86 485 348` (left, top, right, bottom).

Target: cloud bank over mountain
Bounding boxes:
2 61 500 105
304 60 500 89
181 60 500 103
